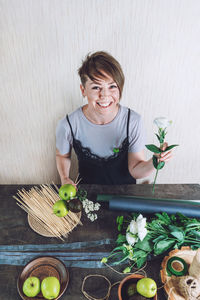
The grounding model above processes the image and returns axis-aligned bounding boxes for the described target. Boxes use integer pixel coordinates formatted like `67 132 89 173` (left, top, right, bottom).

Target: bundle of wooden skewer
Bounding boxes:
13 183 82 240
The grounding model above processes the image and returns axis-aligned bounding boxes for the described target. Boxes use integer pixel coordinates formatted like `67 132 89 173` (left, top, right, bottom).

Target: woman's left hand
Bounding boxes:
155 142 173 163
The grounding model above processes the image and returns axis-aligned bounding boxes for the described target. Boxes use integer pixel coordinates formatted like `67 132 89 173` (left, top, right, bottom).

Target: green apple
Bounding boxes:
23 276 40 297
41 276 60 299
59 184 76 200
136 277 157 298
53 200 69 217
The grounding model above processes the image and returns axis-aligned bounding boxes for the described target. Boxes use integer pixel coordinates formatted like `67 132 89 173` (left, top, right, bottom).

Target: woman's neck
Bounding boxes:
82 104 120 125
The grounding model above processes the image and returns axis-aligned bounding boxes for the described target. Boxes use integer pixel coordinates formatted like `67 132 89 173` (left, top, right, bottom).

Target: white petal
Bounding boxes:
138 228 148 241
85 207 89 214
126 232 137 246
137 217 146 230
136 214 144 222
94 203 100 210
153 117 171 129
129 220 138 234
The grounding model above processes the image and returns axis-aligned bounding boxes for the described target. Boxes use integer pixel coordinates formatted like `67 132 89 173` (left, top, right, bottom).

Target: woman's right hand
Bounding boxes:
61 177 76 188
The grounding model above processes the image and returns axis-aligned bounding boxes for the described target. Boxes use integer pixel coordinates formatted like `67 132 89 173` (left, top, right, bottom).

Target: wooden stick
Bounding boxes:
74 173 80 184
76 177 82 186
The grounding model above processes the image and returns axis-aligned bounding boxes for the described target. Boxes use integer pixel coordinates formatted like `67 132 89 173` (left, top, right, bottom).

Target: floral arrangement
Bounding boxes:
145 117 178 194
77 188 101 222
101 212 200 273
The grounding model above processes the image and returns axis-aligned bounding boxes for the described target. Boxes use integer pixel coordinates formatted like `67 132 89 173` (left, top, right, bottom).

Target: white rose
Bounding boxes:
126 232 137 246
154 117 172 129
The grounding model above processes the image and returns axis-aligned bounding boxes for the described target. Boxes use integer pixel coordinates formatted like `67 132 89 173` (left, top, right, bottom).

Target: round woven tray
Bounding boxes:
28 211 82 238
160 246 197 300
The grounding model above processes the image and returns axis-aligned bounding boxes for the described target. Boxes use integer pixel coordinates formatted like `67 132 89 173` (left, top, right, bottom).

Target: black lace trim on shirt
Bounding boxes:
73 137 129 163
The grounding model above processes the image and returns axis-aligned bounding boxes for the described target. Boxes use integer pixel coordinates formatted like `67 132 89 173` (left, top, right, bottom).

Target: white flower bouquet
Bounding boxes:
101 212 200 273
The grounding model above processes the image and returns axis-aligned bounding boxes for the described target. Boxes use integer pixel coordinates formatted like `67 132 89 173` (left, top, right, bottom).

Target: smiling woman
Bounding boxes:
56 51 173 186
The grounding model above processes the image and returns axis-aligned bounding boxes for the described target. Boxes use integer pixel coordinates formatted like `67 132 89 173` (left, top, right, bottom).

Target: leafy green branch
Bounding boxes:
101 212 200 272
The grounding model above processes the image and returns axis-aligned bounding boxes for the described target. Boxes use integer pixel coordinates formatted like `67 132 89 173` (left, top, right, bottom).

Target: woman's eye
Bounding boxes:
92 86 100 90
110 85 117 89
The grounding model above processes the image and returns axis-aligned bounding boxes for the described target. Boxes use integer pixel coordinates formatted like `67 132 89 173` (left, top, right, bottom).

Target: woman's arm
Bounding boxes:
56 149 75 186
128 151 154 179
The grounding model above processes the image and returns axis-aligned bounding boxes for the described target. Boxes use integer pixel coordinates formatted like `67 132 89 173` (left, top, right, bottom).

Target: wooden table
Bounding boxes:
1 184 200 300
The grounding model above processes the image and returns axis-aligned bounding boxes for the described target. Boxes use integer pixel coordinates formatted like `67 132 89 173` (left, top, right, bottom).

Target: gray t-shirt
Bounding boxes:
56 105 145 158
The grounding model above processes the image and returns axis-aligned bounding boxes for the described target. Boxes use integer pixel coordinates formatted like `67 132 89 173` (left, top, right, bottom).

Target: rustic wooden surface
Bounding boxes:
1 184 200 300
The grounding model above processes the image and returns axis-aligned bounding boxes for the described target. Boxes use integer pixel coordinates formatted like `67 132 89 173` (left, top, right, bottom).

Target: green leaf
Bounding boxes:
154 239 175 255
176 213 198 226
168 225 185 242
132 249 148 267
116 215 124 225
155 212 171 225
157 161 165 170
153 235 167 243
162 212 172 223
160 137 164 144
152 155 158 169
189 230 200 239
135 234 153 252
170 231 184 242
170 214 176 222
118 216 124 225
111 245 128 256
155 134 161 143
145 144 161 153
148 220 165 232
116 234 127 244
117 224 122 231
136 255 148 268
152 156 165 170
186 222 200 228
164 144 179 151
177 212 189 220
133 249 147 258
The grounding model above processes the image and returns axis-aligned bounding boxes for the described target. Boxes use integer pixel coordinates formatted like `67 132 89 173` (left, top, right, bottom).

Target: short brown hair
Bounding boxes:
78 51 125 98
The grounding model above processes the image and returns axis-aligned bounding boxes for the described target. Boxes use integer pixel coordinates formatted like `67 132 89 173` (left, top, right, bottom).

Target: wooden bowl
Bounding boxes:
118 274 157 300
17 256 69 300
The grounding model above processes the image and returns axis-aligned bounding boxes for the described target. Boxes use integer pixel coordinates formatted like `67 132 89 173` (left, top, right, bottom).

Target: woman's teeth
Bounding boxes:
97 102 111 108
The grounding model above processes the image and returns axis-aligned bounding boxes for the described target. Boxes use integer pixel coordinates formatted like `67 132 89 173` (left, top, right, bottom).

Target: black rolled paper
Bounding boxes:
109 196 200 217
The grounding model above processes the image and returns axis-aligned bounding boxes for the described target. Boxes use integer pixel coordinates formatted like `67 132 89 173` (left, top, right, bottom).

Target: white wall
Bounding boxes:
1 0 200 184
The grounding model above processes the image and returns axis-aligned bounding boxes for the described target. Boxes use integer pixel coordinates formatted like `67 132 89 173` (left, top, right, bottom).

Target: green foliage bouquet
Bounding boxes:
101 212 200 273
145 117 178 194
